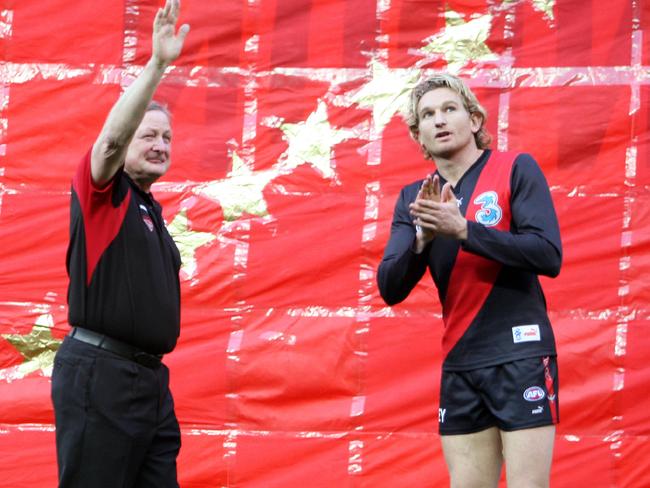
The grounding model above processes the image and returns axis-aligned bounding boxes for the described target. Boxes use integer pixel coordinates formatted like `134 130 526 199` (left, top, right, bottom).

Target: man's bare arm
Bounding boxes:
91 0 189 186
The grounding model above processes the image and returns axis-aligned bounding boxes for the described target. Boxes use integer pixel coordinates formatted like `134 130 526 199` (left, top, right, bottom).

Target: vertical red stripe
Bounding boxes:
342 0 378 67
270 0 312 67
543 356 559 424
308 0 344 67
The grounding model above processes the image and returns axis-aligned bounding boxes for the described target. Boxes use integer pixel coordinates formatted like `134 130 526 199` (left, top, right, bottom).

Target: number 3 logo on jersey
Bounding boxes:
473 191 502 227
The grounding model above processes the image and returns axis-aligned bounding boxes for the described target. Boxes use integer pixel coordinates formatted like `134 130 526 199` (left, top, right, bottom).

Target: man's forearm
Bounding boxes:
90 58 169 185
100 58 168 148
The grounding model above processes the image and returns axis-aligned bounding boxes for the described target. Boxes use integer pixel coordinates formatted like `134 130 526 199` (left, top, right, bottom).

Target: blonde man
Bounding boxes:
378 74 562 488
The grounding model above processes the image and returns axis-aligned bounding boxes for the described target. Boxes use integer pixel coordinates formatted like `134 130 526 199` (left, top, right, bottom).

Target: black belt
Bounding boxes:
69 327 163 368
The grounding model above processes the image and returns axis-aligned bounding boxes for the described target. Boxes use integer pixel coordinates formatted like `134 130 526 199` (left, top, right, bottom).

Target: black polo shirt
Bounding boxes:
66 151 181 354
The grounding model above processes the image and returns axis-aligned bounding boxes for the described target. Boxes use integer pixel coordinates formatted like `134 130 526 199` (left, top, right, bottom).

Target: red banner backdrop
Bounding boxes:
1 1 649 486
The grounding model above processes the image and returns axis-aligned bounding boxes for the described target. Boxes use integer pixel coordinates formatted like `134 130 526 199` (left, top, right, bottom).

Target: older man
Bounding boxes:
51 1 189 486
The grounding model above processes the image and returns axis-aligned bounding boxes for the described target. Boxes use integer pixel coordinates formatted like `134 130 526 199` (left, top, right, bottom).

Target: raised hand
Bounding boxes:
152 0 190 67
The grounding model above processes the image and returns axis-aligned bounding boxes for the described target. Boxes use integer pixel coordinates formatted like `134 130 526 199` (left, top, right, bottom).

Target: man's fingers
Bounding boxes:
162 0 171 18
429 183 438 200
419 179 428 194
420 174 439 200
423 182 434 200
170 0 180 20
177 24 190 42
441 182 455 202
412 198 437 210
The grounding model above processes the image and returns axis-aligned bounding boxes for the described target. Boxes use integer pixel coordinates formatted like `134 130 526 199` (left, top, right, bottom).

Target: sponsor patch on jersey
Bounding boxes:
523 386 546 402
473 191 502 227
139 204 154 232
512 324 541 343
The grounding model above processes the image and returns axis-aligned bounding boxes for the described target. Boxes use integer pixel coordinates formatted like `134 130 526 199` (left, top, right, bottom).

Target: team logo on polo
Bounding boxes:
473 191 502 226
139 204 154 232
523 386 546 402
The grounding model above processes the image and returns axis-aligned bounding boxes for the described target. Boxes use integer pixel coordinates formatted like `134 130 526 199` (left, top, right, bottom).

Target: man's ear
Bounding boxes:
470 113 482 134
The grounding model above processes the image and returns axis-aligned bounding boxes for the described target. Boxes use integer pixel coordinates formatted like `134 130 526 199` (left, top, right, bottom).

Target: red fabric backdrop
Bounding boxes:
1 1 649 486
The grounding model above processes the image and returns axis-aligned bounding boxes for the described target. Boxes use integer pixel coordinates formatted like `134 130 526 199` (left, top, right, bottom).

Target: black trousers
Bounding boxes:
51 336 181 488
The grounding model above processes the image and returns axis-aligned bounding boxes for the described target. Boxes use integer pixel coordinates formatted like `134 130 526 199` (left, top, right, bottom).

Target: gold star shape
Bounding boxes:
421 10 498 73
1 314 62 382
195 151 275 222
351 59 421 134
167 209 217 279
532 0 555 21
195 103 351 227
502 0 555 22
269 101 352 180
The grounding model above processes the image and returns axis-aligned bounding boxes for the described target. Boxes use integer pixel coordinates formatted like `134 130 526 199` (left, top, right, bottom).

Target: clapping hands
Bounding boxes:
410 174 467 247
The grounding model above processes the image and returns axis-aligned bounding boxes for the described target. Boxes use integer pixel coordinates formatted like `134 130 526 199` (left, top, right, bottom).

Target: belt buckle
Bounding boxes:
133 352 161 368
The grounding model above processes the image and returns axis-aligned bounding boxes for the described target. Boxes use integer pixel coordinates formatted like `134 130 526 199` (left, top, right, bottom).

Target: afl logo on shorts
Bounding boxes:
473 191 502 227
523 386 546 402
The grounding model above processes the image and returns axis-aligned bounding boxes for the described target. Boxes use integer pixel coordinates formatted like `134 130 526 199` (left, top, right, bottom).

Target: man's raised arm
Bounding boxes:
91 0 189 187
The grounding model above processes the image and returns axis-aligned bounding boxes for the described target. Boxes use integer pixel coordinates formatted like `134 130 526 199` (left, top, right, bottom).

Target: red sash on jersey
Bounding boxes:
441 152 517 359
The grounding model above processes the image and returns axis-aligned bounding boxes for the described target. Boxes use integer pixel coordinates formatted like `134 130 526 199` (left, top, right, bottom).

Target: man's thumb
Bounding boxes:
178 24 190 41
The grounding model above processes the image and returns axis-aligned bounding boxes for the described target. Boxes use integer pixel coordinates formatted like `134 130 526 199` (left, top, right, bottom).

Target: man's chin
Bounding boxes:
429 148 454 160
145 163 169 176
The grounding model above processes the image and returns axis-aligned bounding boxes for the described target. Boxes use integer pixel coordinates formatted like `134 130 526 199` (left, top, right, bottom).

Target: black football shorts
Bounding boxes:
438 356 559 435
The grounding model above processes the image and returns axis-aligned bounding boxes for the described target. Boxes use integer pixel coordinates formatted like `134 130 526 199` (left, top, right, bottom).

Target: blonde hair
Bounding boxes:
406 74 491 158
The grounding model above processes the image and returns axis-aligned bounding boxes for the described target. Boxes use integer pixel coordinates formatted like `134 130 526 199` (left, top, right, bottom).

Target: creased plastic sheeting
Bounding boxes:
0 0 649 486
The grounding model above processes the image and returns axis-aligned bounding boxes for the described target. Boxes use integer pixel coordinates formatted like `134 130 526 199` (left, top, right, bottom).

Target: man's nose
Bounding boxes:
433 111 446 126
151 138 168 152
